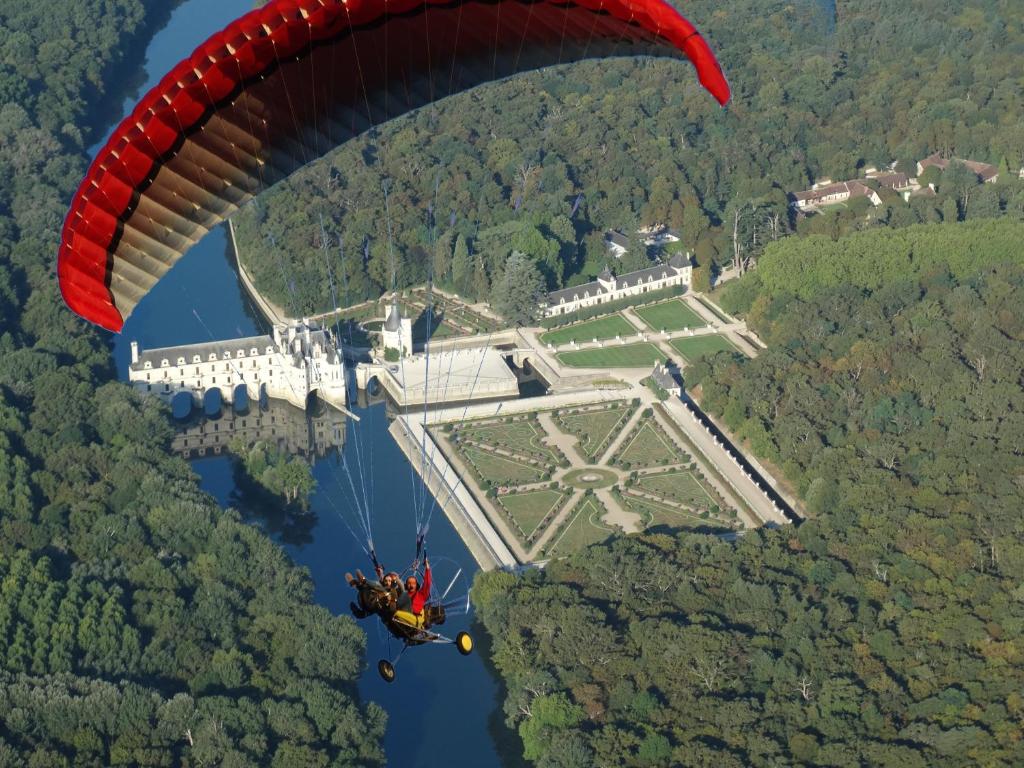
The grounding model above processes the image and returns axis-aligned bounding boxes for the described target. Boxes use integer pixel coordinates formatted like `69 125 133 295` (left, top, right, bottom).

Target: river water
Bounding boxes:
103 2 507 765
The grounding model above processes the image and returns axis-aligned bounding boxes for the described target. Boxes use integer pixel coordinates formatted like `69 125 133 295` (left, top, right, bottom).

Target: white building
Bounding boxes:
382 299 413 357
128 320 346 410
791 168 917 212
791 179 883 210
650 362 683 397
543 252 692 318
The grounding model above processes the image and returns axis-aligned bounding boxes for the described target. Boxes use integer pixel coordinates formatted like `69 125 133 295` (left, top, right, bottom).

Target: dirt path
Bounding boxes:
595 406 645 464
596 488 641 533
537 411 582 462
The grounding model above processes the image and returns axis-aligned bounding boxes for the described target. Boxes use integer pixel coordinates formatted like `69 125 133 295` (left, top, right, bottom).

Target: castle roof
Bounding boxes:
132 334 274 370
384 299 402 332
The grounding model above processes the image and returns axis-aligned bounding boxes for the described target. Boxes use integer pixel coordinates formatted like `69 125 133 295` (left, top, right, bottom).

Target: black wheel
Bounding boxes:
378 659 396 683
456 632 473 656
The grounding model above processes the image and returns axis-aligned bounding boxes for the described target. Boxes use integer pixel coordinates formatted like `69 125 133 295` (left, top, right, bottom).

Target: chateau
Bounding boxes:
128 321 347 410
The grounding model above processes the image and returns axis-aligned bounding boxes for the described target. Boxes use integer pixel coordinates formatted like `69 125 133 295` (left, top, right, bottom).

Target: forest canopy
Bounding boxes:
474 221 1024 767
0 1 384 764
231 0 1024 314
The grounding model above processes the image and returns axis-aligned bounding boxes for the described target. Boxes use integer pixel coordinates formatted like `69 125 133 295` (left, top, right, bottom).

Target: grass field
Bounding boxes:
636 470 714 508
557 343 664 369
540 315 637 346
618 420 687 467
621 494 722 531
556 405 632 460
458 419 560 462
461 446 544 485
634 299 705 332
547 497 616 555
499 489 566 538
669 335 739 361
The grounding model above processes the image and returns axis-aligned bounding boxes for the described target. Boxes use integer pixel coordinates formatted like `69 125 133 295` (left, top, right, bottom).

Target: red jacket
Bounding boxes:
410 564 432 615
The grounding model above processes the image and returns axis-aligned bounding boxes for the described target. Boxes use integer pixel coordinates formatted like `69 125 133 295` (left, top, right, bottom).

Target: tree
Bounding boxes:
691 263 712 293
728 200 758 274
941 196 960 223
490 251 546 326
432 230 453 284
966 185 1002 219
621 228 651 272
471 253 490 300
451 234 472 295
942 161 980 214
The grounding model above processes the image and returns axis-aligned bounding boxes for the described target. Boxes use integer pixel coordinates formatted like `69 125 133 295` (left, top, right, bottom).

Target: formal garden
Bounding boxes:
556 342 664 368
496 487 571 544
539 314 637 346
669 334 739 361
553 401 638 461
611 409 688 468
634 298 706 332
437 398 740 560
457 418 563 464
542 493 617 557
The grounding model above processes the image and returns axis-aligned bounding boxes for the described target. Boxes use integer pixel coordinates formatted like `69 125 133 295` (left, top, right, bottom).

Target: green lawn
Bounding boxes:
669 335 739 361
617 420 688 468
458 419 561 463
547 497 616 555
555 404 632 460
540 315 637 346
499 489 567 539
635 470 715 508
621 494 724 531
558 343 665 369
461 446 544 485
634 299 705 332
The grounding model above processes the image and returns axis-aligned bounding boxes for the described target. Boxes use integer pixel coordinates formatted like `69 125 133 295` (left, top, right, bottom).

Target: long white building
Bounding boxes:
128 321 347 410
543 252 692 317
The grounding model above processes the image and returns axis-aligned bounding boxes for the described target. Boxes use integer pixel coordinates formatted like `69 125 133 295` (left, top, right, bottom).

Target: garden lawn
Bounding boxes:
556 405 632 460
618 420 687 467
558 343 664 368
461 446 544 485
669 334 738 361
499 489 567 538
547 497 616 555
540 315 637 346
621 494 723 531
634 299 705 332
459 420 561 463
636 470 714 508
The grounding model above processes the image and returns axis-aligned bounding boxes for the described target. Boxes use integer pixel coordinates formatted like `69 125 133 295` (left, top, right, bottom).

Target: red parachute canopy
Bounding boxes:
59 0 730 331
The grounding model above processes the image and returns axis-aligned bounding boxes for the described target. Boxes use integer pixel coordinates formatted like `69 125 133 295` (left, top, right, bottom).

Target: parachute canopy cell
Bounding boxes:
59 0 730 332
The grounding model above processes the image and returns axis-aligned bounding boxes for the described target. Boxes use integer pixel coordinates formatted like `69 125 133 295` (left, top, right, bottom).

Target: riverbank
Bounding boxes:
227 219 294 326
390 417 517 570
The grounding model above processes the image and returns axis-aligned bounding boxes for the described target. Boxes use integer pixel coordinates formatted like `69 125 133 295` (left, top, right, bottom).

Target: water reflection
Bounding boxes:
173 396 348 460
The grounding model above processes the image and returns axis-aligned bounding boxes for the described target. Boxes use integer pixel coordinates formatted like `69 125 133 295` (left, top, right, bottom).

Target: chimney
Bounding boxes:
130 341 139 365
